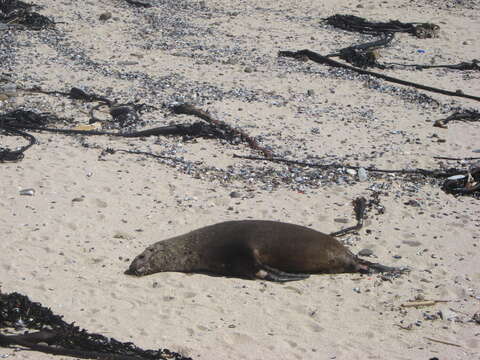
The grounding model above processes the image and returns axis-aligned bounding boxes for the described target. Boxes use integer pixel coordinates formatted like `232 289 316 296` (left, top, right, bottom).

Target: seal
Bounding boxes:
126 200 401 282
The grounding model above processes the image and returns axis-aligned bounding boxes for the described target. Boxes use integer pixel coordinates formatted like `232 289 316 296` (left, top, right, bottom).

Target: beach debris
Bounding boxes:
98 12 111 21
433 110 480 128
0 0 54 30
401 300 449 308
18 188 34 196
171 103 273 159
125 0 152 7
424 337 462 348
326 33 393 68
324 14 439 38
0 110 54 162
442 164 480 196
358 167 368 181
385 59 480 71
0 291 191 360
278 49 480 102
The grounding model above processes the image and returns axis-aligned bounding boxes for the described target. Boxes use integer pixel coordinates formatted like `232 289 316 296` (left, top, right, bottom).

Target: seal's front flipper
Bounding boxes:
255 263 310 282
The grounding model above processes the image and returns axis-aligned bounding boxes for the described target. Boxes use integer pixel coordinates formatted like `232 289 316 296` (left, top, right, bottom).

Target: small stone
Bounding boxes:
353 287 361 293
393 255 402 259
307 89 315 96
358 248 374 257
404 199 421 207
244 67 254 73
229 191 242 198
346 168 357 176
99 12 112 21
415 293 425 301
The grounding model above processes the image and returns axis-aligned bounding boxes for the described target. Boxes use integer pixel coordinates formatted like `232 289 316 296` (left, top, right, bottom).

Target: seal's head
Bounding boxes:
125 245 159 276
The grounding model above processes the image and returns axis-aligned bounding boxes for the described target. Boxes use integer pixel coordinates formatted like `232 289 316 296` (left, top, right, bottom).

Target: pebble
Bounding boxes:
229 191 242 198
99 12 112 21
346 168 357 176
358 248 374 257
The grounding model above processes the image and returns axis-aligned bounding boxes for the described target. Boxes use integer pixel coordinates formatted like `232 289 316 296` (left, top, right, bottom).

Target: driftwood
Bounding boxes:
278 49 480 102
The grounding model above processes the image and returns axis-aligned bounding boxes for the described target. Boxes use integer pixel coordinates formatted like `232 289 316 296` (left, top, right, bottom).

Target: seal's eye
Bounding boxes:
138 255 145 260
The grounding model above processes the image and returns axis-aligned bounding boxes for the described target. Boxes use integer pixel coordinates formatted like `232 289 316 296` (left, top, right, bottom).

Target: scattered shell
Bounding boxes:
447 174 466 181
19 188 35 196
358 168 368 181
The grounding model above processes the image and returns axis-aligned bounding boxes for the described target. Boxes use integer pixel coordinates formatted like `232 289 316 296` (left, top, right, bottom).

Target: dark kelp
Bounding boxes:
0 0 54 30
0 291 192 360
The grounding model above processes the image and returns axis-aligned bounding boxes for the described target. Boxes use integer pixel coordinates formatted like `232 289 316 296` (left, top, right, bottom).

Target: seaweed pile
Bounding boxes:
0 291 192 360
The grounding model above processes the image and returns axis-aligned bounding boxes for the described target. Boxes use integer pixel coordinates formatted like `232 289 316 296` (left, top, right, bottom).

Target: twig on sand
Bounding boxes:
424 337 462 348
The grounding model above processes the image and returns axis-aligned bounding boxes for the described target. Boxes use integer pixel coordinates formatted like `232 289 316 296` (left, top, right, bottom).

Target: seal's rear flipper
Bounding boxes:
357 258 410 274
256 263 310 282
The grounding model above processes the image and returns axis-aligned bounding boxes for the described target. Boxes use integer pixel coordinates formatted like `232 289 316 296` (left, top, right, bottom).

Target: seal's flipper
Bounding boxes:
357 258 410 274
255 263 310 282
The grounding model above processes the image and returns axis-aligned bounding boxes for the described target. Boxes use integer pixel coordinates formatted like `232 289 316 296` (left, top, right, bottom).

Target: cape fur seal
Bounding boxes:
126 199 402 282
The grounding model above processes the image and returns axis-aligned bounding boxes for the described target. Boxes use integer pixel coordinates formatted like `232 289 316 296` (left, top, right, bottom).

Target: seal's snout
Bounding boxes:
125 254 149 276
124 267 136 275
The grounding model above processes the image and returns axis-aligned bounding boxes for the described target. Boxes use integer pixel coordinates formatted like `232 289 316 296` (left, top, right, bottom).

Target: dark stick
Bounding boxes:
278 49 480 102
233 153 461 179
434 156 480 161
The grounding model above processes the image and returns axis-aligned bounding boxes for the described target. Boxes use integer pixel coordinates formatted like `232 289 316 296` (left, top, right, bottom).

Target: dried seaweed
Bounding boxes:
385 59 480 71
171 103 273 158
0 291 191 360
327 33 393 68
0 110 56 162
125 0 152 8
433 110 480 128
278 49 480 102
0 0 54 30
324 14 439 38
233 154 480 197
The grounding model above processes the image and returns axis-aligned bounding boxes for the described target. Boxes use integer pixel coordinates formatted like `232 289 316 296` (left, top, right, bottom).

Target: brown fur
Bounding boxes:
126 220 369 281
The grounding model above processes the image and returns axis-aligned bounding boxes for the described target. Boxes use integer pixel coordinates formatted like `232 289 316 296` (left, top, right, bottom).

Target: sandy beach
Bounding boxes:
1 0 479 359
